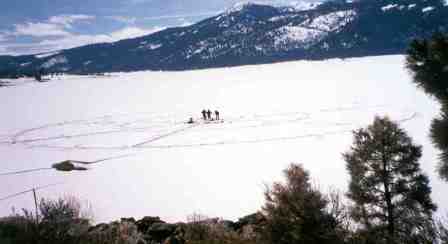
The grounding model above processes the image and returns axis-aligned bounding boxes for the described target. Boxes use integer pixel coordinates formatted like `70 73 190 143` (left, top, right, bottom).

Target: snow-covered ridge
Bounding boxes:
269 14 295 22
225 1 268 14
270 9 356 50
422 6 435 12
288 1 322 11
138 41 162 50
381 4 398 11
41 56 68 69
224 0 321 14
138 42 163 50
273 26 324 48
149 44 163 50
305 10 356 32
381 3 437 12
35 51 60 59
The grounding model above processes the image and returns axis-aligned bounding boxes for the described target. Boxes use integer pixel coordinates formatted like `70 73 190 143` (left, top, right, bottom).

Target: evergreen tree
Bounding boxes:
34 71 42 82
262 163 344 244
406 33 448 181
343 116 437 244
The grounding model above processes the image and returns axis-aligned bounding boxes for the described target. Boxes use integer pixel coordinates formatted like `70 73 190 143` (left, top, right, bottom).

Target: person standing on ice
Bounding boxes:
202 109 207 120
214 110 220 120
207 110 212 120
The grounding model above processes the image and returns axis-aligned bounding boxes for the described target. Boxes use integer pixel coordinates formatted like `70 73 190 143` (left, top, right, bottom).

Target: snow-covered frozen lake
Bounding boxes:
0 55 445 223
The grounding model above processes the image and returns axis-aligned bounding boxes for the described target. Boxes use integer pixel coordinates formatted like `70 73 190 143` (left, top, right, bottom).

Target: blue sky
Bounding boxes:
0 0 318 56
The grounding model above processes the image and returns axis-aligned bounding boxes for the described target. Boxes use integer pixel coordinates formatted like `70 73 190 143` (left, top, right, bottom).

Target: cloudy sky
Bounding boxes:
0 0 318 56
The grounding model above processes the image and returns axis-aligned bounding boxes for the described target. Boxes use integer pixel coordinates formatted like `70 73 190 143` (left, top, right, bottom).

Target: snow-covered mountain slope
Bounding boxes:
0 55 445 223
1 0 448 76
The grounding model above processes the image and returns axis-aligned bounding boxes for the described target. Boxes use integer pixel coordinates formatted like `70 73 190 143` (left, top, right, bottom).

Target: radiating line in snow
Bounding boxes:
0 167 53 176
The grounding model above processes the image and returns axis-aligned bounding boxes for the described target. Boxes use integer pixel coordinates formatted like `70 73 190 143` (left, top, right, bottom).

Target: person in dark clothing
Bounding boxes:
207 110 212 120
201 109 207 120
215 110 220 120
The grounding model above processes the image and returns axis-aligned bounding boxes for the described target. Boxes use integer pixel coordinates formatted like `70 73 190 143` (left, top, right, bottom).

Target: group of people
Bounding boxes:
187 109 221 124
202 109 220 121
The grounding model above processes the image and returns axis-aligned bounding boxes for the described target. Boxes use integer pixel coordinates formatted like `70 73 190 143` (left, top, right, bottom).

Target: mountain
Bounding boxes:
1 0 448 76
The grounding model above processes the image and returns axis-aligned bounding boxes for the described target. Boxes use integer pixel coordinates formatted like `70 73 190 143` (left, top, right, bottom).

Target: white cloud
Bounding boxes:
12 14 95 38
14 22 71 37
39 34 112 50
142 11 219 21
107 16 137 25
0 11 165 56
0 26 165 55
108 26 164 40
48 14 95 28
0 45 7 53
107 12 216 25
38 26 164 51
128 0 152 4
0 42 58 56
178 18 193 27
0 33 7 42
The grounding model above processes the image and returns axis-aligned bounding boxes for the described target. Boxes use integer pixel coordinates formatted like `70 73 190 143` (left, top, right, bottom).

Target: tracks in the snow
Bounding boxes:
0 105 419 151
132 123 199 147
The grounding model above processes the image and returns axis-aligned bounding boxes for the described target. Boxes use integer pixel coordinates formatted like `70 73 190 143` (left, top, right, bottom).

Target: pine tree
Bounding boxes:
406 33 448 181
34 71 42 82
343 116 437 244
262 163 344 244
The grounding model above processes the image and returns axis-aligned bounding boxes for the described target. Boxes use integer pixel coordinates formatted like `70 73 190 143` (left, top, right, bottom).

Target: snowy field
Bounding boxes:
0 55 445 223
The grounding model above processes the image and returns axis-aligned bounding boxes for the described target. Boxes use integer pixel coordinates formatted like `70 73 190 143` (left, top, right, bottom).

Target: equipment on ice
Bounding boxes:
51 154 133 172
51 160 89 171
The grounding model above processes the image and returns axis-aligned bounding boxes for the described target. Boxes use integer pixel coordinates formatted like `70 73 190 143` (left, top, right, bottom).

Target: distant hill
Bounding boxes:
1 0 448 77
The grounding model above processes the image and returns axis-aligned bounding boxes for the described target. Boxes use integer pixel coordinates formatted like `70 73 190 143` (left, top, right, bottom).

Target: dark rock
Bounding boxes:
163 235 185 244
121 217 136 223
88 223 109 232
233 212 266 232
136 216 165 233
147 223 177 242
220 220 236 230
